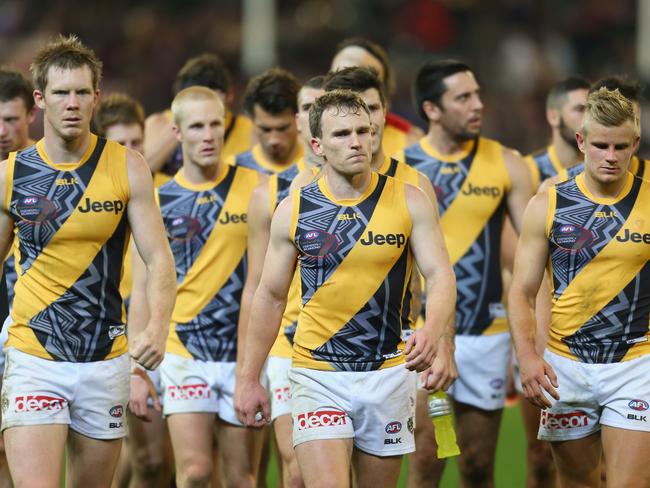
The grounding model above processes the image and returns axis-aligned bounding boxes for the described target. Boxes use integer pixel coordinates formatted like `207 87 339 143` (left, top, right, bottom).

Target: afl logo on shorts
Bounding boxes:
109 405 124 418
629 399 649 411
16 195 57 223
166 215 202 241
385 421 402 434
551 223 593 251
298 230 338 256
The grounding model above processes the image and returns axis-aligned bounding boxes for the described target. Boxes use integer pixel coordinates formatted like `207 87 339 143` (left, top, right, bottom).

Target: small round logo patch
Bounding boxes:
298 230 338 256
167 215 202 241
551 223 593 250
16 195 57 222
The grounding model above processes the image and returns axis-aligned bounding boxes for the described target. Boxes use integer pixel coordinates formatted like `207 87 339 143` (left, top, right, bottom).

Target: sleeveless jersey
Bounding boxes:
291 172 414 371
159 165 259 362
230 144 304 176
526 145 565 188
403 137 512 335
5 136 130 362
4 252 17 307
556 156 647 183
546 173 650 363
153 111 253 187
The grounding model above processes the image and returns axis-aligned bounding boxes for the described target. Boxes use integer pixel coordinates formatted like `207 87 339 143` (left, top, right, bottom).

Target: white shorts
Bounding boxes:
448 332 511 410
160 353 241 426
538 350 650 441
512 350 524 395
0 314 11 376
1 348 129 439
146 367 163 408
290 365 417 456
267 356 292 421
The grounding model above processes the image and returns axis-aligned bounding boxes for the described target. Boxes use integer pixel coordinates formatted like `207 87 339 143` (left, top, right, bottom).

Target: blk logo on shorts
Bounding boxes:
296 407 348 430
384 437 402 445
167 383 210 401
540 410 588 429
15 395 66 412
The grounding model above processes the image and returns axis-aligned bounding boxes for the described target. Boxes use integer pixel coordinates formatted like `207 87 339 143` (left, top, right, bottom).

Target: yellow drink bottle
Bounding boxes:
428 391 460 458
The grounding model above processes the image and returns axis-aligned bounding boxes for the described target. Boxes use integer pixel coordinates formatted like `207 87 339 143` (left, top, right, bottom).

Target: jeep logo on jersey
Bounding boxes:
385 421 402 434
15 395 66 412
629 399 649 411
77 198 124 214
109 405 124 418
461 183 501 198
298 230 339 256
551 223 593 251
218 211 247 225
16 195 57 222
296 407 348 430
616 229 650 244
166 215 202 241
360 231 406 248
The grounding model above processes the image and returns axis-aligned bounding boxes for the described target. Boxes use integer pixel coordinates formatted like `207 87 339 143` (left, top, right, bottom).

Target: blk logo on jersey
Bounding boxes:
359 231 406 248
298 230 339 256
551 224 594 251
16 195 57 222
461 183 501 198
167 215 202 241
616 229 650 244
77 198 124 214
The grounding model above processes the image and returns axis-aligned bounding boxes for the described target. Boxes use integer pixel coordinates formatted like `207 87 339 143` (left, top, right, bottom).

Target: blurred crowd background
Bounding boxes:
0 0 644 155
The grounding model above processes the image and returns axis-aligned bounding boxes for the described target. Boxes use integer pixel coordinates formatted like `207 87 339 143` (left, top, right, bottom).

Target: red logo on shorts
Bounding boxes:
167 383 210 401
540 410 589 429
15 395 66 412
109 405 124 418
274 386 291 402
296 407 348 431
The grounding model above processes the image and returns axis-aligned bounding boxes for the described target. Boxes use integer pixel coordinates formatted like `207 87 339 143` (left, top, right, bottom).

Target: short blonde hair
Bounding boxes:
582 87 639 136
171 86 223 125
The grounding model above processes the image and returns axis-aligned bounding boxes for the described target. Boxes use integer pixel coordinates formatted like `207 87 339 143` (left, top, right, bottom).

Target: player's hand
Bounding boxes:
421 339 457 391
518 351 559 409
234 378 270 427
404 328 436 372
130 323 167 370
128 367 161 421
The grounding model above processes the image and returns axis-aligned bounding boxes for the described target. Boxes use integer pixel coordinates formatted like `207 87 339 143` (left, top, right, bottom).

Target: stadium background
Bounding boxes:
0 0 643 485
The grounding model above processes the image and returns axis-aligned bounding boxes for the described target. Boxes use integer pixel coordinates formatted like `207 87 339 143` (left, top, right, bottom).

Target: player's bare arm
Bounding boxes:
236 178 271 374
235 197 298 427
503 148 535 233
0 160 16 262
508 192 559 410
143 112 177 173
126 148 176 370
404 183 457 391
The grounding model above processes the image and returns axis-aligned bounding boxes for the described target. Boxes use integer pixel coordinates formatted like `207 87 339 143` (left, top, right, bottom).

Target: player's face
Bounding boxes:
296 86 324 146
252 105 298 163
311 107 372 176
176 99 225 168
104 123 144 154
331 46 385 82
0 97 34 159
558 88 588 147
577 119 639 184
356 88 385 156
437 71 483 142
34 65 98 142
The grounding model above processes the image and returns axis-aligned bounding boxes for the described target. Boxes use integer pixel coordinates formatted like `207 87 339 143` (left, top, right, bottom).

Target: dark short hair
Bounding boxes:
546 76 590 110
309 89 369 138
243 67 300 117
323 67 386 108
31 34 102 92
0 69 34 111
589 76 642 103
303 75 326 90
94 93 145 136
173 53 231 95
335 38 394 96
413 59 471 121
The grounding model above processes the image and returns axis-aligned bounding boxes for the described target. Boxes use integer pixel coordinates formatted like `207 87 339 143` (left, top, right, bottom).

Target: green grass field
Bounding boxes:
265 403 529 486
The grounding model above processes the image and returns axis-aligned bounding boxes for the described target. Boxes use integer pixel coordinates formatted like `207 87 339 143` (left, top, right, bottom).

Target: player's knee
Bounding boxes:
458 450 494 484
221 471 255 488
132 453 166 480
283 458 303 488
178 461 213 488
527 443 554 481
409 442 441 476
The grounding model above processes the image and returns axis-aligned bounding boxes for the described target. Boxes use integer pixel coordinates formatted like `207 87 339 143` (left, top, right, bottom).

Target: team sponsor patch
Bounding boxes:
296 406 348 430
540 410 589 429
167 383 211 400
274 386 291 403
14 394 66 412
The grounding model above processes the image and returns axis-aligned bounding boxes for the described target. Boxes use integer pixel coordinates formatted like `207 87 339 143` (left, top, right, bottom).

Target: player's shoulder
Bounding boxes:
145 109 172 129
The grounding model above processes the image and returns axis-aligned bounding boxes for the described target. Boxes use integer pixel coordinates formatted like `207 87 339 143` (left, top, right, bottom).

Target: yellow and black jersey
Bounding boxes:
291 172 414 371
403 137 511 336
153 110 253 187
159 165 259 362
546 173 650 363
5 136 130 362
556 155 647 184
525 145 565 188
230 144 304 176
